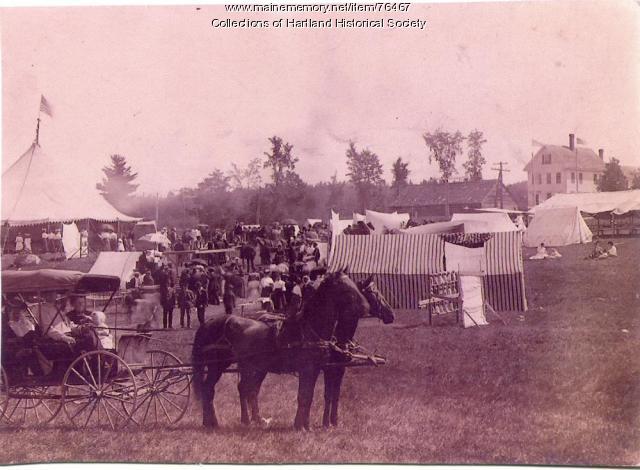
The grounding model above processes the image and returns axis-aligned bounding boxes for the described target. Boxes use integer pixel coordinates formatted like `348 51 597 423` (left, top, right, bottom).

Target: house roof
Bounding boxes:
389 179 505 208
524 145 605 172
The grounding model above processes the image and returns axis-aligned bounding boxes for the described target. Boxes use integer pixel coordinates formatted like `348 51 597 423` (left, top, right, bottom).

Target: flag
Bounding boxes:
576 137 587 145
531 139 545 147
39 95 53 117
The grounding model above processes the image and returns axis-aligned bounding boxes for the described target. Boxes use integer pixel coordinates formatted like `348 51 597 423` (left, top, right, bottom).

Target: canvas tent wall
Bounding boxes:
328 232 527 311
450 212 517 232
88 251 143 289
531 190 640 215
365 210 410 232
2 142 140 226
524 206 592 247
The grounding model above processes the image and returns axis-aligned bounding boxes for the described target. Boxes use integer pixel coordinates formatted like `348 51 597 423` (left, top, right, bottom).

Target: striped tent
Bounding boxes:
328 232 527 311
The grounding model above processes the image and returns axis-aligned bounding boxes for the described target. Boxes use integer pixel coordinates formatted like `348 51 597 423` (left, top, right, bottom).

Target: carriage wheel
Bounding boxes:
0 367 62 427
130 350 190 426
61 350 137 430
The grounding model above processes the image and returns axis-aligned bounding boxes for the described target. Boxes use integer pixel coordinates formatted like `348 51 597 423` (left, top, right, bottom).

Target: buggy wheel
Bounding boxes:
130 350 190 426
0 368 62 427
61 350 137 430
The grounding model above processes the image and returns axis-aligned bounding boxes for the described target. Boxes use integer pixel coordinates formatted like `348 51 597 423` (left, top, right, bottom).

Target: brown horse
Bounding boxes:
191 270 395 429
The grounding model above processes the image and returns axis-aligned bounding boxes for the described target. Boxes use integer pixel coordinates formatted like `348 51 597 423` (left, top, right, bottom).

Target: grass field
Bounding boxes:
1 238 639 465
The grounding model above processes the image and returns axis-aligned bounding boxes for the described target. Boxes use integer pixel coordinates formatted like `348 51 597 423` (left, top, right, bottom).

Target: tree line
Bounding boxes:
96 129 491 228
97 131 640 229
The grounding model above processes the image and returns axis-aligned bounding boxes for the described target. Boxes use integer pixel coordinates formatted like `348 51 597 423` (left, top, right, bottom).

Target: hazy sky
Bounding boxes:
2 0 639 195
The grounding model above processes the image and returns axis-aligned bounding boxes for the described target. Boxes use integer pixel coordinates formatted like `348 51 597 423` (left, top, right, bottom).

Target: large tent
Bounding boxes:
450 212 517 232
328 232 527 311
531 190 640 215
2 142 140 226
524 206 592 247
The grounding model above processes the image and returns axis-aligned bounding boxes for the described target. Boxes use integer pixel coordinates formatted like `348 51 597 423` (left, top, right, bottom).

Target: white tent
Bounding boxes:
365 209 410 232
450 212 517 233
401 221 466 234
523 206 592 247
2 142 140 226
89 251 143 289
532 190 640 215
330 210 352 235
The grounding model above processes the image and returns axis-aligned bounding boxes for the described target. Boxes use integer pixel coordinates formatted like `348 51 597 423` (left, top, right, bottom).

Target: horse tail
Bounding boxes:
191 324 208 402
191 315 229 402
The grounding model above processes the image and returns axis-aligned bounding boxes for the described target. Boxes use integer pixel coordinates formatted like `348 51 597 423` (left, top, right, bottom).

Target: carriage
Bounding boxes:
1 269 191 429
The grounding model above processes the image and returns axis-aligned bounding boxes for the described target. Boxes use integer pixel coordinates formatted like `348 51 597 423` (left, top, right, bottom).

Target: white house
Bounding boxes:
524 134 606 208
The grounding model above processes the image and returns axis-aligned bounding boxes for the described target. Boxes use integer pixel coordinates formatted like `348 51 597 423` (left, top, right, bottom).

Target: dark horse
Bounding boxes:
191 270 395 429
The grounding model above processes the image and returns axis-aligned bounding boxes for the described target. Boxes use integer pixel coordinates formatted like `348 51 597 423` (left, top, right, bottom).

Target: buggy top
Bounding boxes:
2 269 121 336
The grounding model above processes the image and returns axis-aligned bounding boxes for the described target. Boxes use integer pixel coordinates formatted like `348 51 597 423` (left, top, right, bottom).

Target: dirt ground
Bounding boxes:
0 237 638 464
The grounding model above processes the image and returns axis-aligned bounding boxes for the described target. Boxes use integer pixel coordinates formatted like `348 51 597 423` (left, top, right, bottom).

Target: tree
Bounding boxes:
463 130 487 181
597 157 628 192
96 154 139 210
229 158 263 190
630 170 640 190
391 157 410 195
197 169 229 193
423 129 465 182
263 136 298 187
345 141 385 210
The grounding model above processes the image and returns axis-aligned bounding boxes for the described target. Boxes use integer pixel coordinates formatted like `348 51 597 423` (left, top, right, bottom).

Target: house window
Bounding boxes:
594 174 598 183
542 154 552 164
579 173 583 184
546 192 552 200
537 174 542 185
571 172 575 183
546 173 551 184
531 174 534 185
535 193 540 205
556 172 561 184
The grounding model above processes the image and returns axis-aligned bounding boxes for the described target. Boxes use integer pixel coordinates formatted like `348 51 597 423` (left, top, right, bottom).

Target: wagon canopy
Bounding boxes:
2 269 120 294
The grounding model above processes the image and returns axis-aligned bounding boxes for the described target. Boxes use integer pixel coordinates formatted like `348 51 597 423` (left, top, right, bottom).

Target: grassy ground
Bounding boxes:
1 238 639 464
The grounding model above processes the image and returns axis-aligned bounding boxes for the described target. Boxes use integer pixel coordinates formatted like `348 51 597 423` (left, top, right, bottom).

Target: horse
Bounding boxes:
191 269 395 430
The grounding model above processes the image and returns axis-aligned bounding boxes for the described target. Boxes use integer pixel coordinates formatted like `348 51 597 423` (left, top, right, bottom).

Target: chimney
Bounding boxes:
569 133 575 151
598 148 604 160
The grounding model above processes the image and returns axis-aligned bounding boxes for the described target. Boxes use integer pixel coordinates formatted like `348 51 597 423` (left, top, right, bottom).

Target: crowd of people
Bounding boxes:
119 221 330 330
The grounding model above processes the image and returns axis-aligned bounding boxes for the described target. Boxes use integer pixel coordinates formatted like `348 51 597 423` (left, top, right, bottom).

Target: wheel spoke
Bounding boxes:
100 400 115 430
103 397 129 421
156 395 172 422
68 399 92 421
82 400 99 428
71 367 96 390
158 392 185 412
82 357 98 389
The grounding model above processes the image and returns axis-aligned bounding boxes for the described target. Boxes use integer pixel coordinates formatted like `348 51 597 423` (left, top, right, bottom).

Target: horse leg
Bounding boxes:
249 370 268 425
322 368 334 428
202 368 223 428
294 367 320 431
329 366 346 427
237 372 252 426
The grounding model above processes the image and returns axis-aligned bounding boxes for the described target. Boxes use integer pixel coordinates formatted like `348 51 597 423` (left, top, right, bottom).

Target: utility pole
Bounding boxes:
491 161 510 209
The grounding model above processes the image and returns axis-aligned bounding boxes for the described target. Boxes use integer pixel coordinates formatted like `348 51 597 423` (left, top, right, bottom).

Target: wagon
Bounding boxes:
1 269 191 429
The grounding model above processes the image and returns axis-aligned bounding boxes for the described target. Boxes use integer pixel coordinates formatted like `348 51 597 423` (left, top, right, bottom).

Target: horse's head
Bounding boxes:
357 275 395 324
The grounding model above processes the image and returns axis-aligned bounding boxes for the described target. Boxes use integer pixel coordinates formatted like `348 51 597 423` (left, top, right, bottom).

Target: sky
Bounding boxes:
2 0 639 195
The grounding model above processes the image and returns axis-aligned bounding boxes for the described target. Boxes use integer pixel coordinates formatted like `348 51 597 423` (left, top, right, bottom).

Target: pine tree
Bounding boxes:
96 154 139 208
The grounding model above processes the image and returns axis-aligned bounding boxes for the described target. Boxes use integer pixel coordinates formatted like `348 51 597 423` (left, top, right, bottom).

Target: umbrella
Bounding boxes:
138 232 171 246
281 218 298 226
